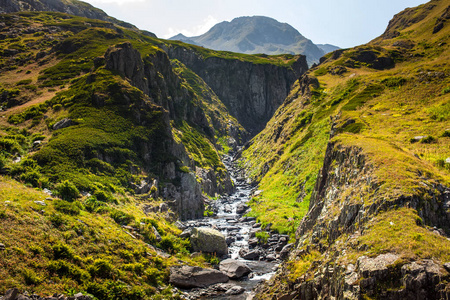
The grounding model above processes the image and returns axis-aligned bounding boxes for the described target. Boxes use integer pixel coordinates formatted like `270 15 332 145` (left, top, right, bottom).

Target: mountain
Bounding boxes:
0 5 307 297
240 0 450 298
316 43 340 54
169 16 337 65
0 0 156 36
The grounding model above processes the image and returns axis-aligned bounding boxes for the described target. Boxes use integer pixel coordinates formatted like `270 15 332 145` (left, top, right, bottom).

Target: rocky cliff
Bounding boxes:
166 45 308 135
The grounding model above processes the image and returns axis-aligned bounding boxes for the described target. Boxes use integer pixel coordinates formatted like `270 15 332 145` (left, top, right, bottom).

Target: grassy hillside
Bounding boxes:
0 10 292 297
241 0 450 237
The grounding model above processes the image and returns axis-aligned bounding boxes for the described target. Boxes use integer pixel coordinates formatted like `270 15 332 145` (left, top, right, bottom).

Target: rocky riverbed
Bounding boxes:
171 155 293 299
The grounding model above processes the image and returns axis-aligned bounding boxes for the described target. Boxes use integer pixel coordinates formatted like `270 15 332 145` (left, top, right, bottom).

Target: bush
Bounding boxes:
47 260 89 283
22 268 42 285
48 213 67 227
52 242 75 260
54 180 79 201
110 209 135 225
88 258 115 279
420 136 435 144
84 196 107 213
255 231 270 244
53 199 81 215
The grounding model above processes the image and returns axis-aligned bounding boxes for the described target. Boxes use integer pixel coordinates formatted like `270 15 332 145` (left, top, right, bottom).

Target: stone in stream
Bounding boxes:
169 265 229 288
236 203 249 214
226 236 236 245
190 227 228 256
239 248 261 260
219 259 252 279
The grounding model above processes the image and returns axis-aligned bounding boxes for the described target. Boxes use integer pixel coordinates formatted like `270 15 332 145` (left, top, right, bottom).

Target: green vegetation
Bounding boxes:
255 231 270 244
0 176 203 298
346 208 450 262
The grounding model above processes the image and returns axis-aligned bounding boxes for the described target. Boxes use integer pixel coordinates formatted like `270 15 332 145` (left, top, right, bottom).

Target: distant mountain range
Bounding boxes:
169 16 340 65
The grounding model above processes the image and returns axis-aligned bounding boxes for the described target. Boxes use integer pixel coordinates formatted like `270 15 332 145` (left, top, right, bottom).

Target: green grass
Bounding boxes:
0 176 210 298
347 208 450 262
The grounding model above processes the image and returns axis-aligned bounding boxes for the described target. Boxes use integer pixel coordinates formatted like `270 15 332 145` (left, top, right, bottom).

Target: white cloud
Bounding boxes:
163 15 219 39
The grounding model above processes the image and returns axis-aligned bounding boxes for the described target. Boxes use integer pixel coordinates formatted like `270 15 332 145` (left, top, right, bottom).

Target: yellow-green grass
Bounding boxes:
0 176 210 298
242 4 450 235
344 207 450 263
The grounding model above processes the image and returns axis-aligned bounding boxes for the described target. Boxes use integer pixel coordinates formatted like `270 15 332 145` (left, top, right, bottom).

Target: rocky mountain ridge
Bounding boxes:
0 0 156 36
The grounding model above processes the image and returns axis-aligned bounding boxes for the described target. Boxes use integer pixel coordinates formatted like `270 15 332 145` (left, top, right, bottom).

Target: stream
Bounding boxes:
179 155 291 299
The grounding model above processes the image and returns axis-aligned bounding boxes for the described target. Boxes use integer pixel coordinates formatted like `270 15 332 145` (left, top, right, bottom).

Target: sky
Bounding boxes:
82 0 428 49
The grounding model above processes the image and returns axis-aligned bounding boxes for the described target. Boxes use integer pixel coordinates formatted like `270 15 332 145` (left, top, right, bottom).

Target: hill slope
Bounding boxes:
0 9 306 297
240 0 450 298
0 0 154 35
169 16 333 65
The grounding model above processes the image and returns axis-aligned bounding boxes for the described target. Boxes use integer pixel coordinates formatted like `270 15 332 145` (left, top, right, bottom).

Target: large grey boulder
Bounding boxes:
190 227 228 256
169 265 228 288
219 259 251 279
53 118 73 130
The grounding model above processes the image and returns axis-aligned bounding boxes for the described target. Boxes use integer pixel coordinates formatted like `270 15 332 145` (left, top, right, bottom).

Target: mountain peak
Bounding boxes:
169 15 339 65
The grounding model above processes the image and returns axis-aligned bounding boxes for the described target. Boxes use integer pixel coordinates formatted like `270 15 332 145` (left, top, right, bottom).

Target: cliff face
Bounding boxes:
167 46 308 135
256 141 450 299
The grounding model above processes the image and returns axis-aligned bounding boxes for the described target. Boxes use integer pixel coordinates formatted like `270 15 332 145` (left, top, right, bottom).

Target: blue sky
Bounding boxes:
82 0 427 48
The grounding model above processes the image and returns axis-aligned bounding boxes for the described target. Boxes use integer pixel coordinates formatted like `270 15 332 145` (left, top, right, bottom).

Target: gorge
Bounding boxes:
0 0 450 299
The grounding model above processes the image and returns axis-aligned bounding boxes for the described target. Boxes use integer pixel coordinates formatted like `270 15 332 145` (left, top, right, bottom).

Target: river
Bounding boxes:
180 155 289 299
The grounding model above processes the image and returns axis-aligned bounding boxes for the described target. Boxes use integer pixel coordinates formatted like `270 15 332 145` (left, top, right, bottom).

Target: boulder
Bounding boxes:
239 248 261 260
279 243 294 260
236 203 248 214
190 227 228 256
53 118 73 130
3 288 19 300
219 259 252 279
169 265 228 288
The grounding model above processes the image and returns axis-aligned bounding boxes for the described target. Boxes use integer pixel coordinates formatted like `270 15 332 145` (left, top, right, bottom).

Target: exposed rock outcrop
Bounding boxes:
254 141 450 299
167 46 308 135
103 42 243 218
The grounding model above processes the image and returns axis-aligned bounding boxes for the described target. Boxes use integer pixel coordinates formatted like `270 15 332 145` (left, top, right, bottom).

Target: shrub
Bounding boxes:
84 196 107 213
420 136 435 144
47 260 89 283
54 180 79 201
88 258 115 278
110 209 135 225
53 199 81 215
255 231 270 244
16 79 32 86
22 268 42 285
48 213 67 227
381 76 406 88
52 242 75 260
